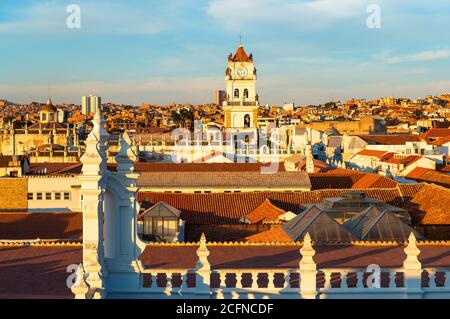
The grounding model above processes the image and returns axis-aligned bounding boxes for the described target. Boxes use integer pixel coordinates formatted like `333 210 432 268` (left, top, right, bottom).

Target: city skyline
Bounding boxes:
1 0 450 105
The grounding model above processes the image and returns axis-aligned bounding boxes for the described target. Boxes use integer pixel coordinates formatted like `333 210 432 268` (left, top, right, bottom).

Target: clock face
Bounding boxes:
236 67 248 79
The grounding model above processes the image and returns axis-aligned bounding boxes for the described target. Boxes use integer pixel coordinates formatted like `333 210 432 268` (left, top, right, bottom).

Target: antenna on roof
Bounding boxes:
47 80 51 101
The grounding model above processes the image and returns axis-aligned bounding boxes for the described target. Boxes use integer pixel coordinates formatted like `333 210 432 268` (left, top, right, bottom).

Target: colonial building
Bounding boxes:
0 98 79 159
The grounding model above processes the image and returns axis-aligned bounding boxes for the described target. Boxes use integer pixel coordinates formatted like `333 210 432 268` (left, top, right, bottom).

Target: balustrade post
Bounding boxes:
323 271 333 290
194 234 211 299
284 272 291 289
429 271 437 289
164 275 173 296
251 272 259 290
445 272 450 289
235 272 243 289
389 271 397 289
151 273 158 289
299 233 318 299
403 233 423 299
341 273 348 289
356 272 363 289
267 272 275 290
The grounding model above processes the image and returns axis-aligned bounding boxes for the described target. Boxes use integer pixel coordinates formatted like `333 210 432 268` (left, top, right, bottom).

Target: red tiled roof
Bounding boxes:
246 226 291 242
359 135 419 145
309 171 397 190
137 171 311 189
133 162 285 173
407 167 431 179
232 46 251 62
309 174 361 190
406 168 450 188
139 186 421 225
0 245 82 299
324 168 364 175
296 159 330 173
351 174 398 189
356 150 388 157
420 128 450 141
243 199 286 224
29 163 82 175
407 184 450 225
384 155 422 167
0 213 82 240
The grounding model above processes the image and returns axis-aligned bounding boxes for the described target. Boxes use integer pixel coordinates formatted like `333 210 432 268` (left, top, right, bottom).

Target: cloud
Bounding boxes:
374 49 450 64
206 0 372 30
0 1 168 34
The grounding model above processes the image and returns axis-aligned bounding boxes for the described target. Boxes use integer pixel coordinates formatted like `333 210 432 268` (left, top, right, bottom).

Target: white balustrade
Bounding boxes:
136 234 450 299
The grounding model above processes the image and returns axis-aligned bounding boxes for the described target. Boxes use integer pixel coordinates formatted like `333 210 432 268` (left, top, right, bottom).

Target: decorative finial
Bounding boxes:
404 232 421 270
300 233 316 271
239 34 243 47
195 233 210 271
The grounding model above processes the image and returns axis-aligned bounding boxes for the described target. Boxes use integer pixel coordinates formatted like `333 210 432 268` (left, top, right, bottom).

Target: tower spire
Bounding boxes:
239 34 243 47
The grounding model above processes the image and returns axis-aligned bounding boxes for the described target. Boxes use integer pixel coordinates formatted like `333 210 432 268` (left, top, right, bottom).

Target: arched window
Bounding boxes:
234 89 239 98
244 114 251 128
244 89 249 99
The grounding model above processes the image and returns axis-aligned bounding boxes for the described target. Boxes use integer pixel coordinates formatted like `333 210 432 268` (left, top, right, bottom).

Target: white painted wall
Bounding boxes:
27 176 82 212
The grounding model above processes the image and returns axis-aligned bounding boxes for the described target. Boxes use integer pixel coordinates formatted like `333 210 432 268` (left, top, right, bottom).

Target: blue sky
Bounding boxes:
0 0 450 105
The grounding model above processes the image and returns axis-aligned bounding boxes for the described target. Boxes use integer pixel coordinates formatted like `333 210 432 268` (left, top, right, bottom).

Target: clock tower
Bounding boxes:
223 44 259 129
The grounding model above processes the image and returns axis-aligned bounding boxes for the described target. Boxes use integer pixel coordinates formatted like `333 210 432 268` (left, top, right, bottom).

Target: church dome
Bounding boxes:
41 98 57 112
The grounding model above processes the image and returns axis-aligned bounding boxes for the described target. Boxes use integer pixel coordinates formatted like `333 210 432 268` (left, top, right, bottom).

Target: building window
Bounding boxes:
36 193 43 200
27 193 34 200
234 89 239 98
64 192 71 200
45 193 52 200
145 217 179 238
244 114 251 128
244 89 249 99
55 193 61 200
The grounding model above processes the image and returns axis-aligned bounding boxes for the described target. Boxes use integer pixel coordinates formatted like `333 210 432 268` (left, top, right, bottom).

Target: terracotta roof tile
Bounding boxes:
407 184 450 225
232 46 251 62
359 135 420 145
420 128 450 141
309 172 397 190
357 150 389 157
246 226 292 242
406 169 450 188
0 246 82 299
28 163 82 175
351 174 398 189
139 186 421 225
138 171 311 189
243 199 286 224
406 167 430 179
0 213 82 240
133 162 285 173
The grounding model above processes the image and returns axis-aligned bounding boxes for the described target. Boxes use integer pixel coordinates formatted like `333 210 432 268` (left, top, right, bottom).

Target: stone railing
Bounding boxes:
135 234 450 299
